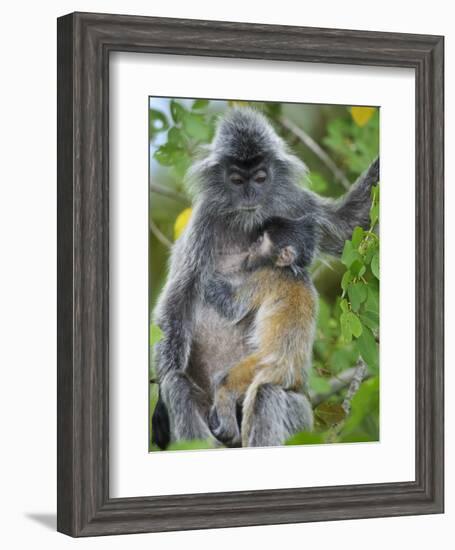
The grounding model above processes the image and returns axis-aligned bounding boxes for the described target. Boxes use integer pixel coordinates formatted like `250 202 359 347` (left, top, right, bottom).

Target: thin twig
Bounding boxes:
278 115 351 190
311 264 325 281
311 256 334 281
150 183 190 205
342 359 367 414
310 364 370 407
150 218 173 248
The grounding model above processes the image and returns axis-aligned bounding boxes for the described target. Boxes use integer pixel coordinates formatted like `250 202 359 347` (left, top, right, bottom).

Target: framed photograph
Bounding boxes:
147 96 380 455
57 12 444 536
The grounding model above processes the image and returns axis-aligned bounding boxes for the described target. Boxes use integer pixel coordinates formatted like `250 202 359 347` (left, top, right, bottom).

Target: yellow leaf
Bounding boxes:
350 106 376 127
174 207 192 240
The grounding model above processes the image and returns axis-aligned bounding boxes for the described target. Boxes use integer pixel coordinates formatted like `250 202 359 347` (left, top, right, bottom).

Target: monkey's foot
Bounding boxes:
208 406 241 448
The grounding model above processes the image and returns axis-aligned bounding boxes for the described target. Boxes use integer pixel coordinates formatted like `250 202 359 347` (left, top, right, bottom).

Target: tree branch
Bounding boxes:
310 363 370 407
278 115 350 190
341 359 367 414
150 218 173 249
150 183 190 205
311 256 334 282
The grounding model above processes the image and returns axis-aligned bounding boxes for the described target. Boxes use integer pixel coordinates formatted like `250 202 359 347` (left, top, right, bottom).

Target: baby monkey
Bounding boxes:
206 215 318 447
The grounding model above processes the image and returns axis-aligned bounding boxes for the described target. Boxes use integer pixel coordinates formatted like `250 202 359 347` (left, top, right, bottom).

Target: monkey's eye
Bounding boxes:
253 170 267 184
230 173 244 185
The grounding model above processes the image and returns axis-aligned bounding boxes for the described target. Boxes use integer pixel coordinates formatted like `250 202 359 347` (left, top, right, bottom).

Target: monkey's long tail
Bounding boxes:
318 157 380 256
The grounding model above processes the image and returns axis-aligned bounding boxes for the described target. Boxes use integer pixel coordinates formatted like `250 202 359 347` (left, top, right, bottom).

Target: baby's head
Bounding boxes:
245 215 317 272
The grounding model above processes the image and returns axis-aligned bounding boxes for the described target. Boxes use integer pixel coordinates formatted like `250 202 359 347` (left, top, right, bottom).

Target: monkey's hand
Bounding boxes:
208 386 241 447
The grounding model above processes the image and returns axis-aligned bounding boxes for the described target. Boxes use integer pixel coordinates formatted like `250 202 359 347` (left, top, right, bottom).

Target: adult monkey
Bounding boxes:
152 108 379 448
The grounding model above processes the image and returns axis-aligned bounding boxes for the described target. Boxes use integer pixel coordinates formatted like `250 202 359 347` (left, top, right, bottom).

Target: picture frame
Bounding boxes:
57 11 444 536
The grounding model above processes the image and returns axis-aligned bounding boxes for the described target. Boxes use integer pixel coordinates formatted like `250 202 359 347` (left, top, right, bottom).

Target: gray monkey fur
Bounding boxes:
153 107 379 448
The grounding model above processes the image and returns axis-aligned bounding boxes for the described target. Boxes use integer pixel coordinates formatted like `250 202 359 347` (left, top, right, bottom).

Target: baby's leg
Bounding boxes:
209 355 260 447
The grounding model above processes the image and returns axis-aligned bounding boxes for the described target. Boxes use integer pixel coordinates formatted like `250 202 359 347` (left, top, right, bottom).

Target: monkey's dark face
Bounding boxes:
193 108 307 233
224 155 270 213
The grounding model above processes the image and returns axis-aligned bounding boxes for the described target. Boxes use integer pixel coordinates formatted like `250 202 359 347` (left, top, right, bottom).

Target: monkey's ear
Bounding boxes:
276 246 297 267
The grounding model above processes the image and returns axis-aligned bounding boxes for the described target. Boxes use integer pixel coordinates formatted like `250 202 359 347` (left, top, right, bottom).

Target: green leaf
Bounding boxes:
309 372 332 394
357 325 378 372
360 310 379 331
351 226 364 248
340 312 352 343
348 312 363 338
323 112 379 176
370 203 379 227
364 242 378 264
314 403 346 427
341 270 353 291
350 259 366 278
154 143 182 166
170 100 186 124
331 346 359 373
340 311 362 342
341 241 361 268
167 127 186 148
348 282 368 312
173 153 191 178
192 99 209 110
182 112 211 141
340 299 349 313
371 184 380 203
365 285 379 315
339 377 379 442
149 109 169 135
371 252 380 279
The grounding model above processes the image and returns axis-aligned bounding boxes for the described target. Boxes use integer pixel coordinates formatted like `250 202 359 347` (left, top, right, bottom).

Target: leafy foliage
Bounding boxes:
152 99 216 180
149 98 380 451
287 376 379 445
323 108 379 177
339 185 380 374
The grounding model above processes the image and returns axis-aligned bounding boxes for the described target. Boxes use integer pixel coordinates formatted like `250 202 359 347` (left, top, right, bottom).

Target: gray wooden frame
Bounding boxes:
57 11 444 537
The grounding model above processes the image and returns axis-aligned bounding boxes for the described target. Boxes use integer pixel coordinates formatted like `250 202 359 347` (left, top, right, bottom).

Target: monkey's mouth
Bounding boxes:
236 205 260 212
